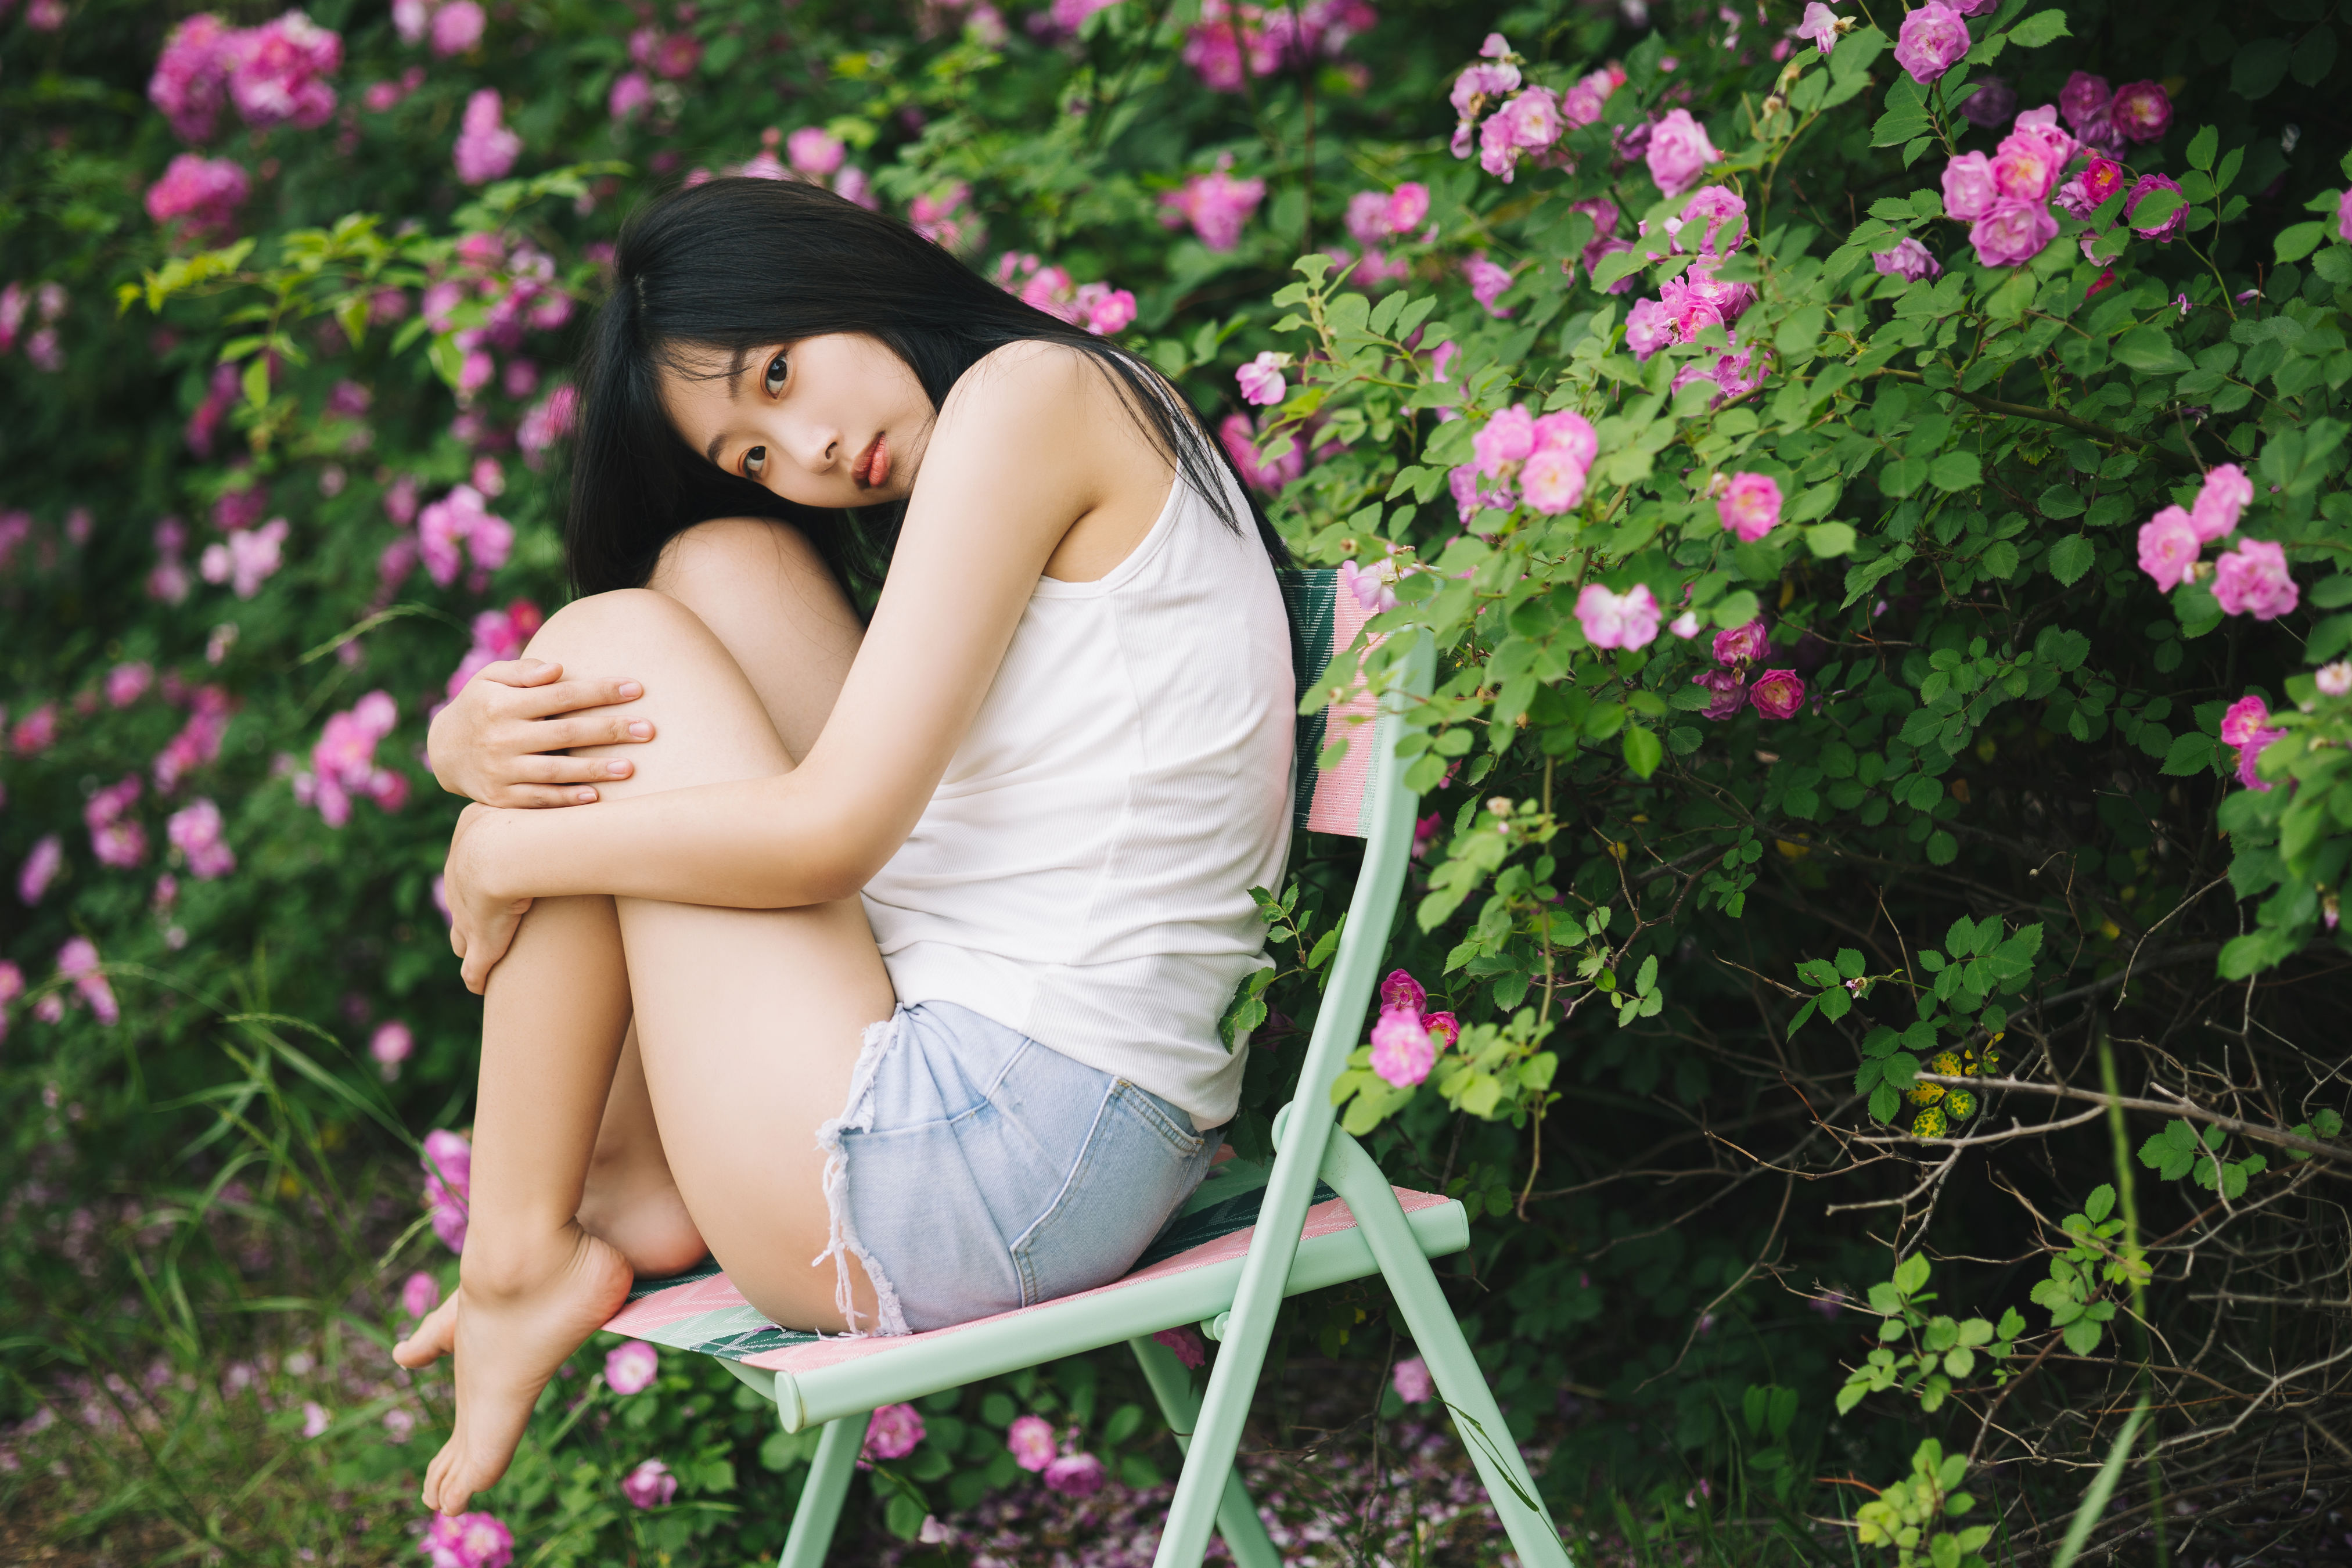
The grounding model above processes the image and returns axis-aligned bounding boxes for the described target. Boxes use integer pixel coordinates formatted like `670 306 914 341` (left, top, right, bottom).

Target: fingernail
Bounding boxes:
617 681 643 699
576 789 597 803
627 721 652 739
606 760 631 776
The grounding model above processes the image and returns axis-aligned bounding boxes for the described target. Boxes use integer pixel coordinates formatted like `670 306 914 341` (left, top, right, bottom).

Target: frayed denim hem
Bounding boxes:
810 1012 912 1339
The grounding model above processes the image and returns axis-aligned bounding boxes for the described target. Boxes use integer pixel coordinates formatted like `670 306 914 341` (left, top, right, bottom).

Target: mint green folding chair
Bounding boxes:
601 570 1573 1568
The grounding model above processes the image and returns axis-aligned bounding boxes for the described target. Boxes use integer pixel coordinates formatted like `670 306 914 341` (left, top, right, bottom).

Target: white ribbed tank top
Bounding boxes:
859 466 1294 1127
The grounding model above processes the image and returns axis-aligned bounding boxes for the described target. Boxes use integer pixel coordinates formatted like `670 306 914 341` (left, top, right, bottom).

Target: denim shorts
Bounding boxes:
814 1001 1221 1336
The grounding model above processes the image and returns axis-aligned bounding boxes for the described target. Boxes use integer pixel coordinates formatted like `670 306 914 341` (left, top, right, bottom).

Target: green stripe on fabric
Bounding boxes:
1276 569 1337 833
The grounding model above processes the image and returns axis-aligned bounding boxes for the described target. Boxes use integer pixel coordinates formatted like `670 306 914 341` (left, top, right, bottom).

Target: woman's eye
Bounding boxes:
742 445 767 478
763 353 788 397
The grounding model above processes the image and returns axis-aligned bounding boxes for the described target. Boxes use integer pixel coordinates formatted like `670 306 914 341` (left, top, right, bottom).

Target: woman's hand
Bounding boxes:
427 658 656 807
446 804 535 994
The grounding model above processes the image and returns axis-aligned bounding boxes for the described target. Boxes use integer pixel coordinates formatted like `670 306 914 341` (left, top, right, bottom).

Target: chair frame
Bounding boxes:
723 626 1573 1568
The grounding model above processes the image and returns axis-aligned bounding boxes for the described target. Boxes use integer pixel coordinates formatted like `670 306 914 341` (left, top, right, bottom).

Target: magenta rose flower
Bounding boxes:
1941 153 1999 222
1626 297 1674 361
2339 189 2352 244
1235 352 1286 407
2126 175 2186 241
1391 1356 1436 1402
621 1458 678 1509
2108 80 2171 143
1645 109 1720 197
1153 1325 1207 1368
1713 618 1770 667
1369 1005 1436 1088
1970 200 2058 267
604 1340 659 1396
2191 463 2253 541
1990 129 2063 202
1576 582 1661 650
2055 157 2126 220
2136 506 2200 591
1693 668 1747 720
1379 968 1427 1013
862 1403 925 1462
1006 1414 1057 1472
1749 668 1807 720
1873 238 1941 281
1044 1452 1108 1497
1717 473 1783 541
2219 695 2287 792
2059 71 2110 132
1893 1 1970 84
2211 538 2299 620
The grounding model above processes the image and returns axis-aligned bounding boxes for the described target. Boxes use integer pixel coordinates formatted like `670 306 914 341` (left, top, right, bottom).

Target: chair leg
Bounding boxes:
1319 1132 1576 1568
1130 1337 1283 1568
777 1412 865 1568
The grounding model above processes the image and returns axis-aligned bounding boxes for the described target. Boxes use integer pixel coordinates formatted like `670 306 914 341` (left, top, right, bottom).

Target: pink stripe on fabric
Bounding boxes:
731 1187 1451 1374
605 1271 755 1333
1304 589 1381 837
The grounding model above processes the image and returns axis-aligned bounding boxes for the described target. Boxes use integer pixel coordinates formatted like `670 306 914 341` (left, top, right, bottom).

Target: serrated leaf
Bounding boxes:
1929 451 1983 492
2006 9 2070 46
2047 533 2096 585
2275 222 2328 264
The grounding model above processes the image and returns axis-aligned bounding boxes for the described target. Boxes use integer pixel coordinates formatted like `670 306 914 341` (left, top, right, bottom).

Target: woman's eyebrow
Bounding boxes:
702 347 758 465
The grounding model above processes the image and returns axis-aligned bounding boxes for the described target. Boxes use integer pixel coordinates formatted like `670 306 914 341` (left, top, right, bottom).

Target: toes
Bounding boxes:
394 1292 462 1368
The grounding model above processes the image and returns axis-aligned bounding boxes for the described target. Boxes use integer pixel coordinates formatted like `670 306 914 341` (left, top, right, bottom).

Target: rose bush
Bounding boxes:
5 0 2351 1559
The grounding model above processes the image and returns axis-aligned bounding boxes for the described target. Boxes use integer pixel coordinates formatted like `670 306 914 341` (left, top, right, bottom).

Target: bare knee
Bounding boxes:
526 587 710 671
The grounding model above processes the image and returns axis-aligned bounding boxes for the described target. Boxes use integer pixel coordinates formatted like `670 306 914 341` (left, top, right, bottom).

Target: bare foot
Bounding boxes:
393 1223 634 1515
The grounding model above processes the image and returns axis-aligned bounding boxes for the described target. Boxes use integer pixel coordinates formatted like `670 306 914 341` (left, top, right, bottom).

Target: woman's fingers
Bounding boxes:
476 657 564 688
537 714 655 751
512 677 646 720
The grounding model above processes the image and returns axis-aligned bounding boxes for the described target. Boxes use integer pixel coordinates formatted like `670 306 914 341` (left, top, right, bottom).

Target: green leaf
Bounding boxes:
2159 731 2216 776
1623 722 1664 779
1928 451 1983 492
2006 8 2070 46
1805 522 1857 557
2047 533 2096 585
1894 1253 1931 1294
2231 37 2293 100
2186 124 2218 172
2114 325 2191 373
2275 221 2328 264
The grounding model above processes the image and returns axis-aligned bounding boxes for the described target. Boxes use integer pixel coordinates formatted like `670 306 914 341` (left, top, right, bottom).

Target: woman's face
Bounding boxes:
659 333 933 508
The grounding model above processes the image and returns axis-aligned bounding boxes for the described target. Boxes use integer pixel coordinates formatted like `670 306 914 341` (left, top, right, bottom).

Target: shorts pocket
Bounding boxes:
1010 1083 1211 1307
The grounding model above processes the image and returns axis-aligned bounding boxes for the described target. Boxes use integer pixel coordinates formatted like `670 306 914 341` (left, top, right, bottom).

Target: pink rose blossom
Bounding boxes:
58 936 119 1024
1521 447 1589 514
1970 200 2058 267
453 89 522 186
2211 538 2298 620
429 0 483 56
1472 405 1537 475
1465 251 1515 317
225 10 342 132
2108 80 2170 143
145 154 251 242
1940 153 1999 222
1749 668 1807 720
2312 661 2351 697
1420 1011 1459 1052
1236 353 1287 406
1160 159 1265 252
608 71 652 122
2190 463 2252 541
786 127 845 176
1391 1356 1434 1403
1006 1414 1057 1471
1368 1005 1435 1087
1717 473 1782 541
1576 582 1661 650
401 1270 441 1318
2136 506 2200 592
86 776 148 870
1153 1325 1207 1368
1798 2 1840 52
1220 413 1302 493
1561 65 1622 128
421 1127 470 1251
1448 462 1513 522
1675 186 1750 259
1045 1452 1108 1497
621 1458 677 1509
198 517 290 599
1533 410 1598 468
301 1402 330 1438
1645 109 1720 197
1991 130 2063 202
12 702 60 756
519 386 578 468
1873 238 1941 282
2055 157 2126 220
107 662 154 708
605 1340 659 1396
416 484 511 585
1700 670 1749 716
1339 559 1397 614
1387 182 1430 232
2340 189 2352 245
149 14 238 142
1626 298 1674 361
863 1403 925 1461
420 1512 512 1568
2060 70 2112 135
370 1020 414 1077
167 797 235 878
1713 618 1770 666
1380 969 1427 1013
2220 695 2286 792
1893 1 1970 85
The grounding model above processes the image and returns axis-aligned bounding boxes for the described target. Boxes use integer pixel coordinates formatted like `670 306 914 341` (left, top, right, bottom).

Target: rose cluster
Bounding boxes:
419 1128 472 1253
1620 187 1769 408
1451 402 1599 524
293 691 408 829
1448 34 1623 185
1366 969 1460 1089
1333 180 1430 287
0 280 69 373
991 254 1138 336
2134 463 2299 621
418 1509 512 1568
149 10 343 144
143 154 251 243
1160 157 1267 253
1180 0 1378 94
444 602 546 703
1691 618 1808 722
2219 694 2289 793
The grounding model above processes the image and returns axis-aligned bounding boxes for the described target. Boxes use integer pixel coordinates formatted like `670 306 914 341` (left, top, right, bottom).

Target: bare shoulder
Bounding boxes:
934 341 1160 460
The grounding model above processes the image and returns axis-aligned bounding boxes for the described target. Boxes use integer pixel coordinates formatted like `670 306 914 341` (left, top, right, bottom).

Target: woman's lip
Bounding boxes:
854 434 889 488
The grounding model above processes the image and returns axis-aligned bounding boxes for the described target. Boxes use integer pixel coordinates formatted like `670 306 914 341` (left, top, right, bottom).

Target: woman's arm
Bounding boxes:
459 344 1166 918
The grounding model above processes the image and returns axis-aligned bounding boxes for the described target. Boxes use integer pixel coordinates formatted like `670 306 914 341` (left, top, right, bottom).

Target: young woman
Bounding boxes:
390 177 1298 1515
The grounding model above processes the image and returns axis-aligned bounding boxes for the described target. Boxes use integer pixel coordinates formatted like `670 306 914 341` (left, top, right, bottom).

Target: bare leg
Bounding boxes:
395 573 893 1513
572 517 861 1270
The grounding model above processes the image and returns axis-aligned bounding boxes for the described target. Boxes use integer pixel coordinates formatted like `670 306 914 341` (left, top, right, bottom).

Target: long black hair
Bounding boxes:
568 175 1288 599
